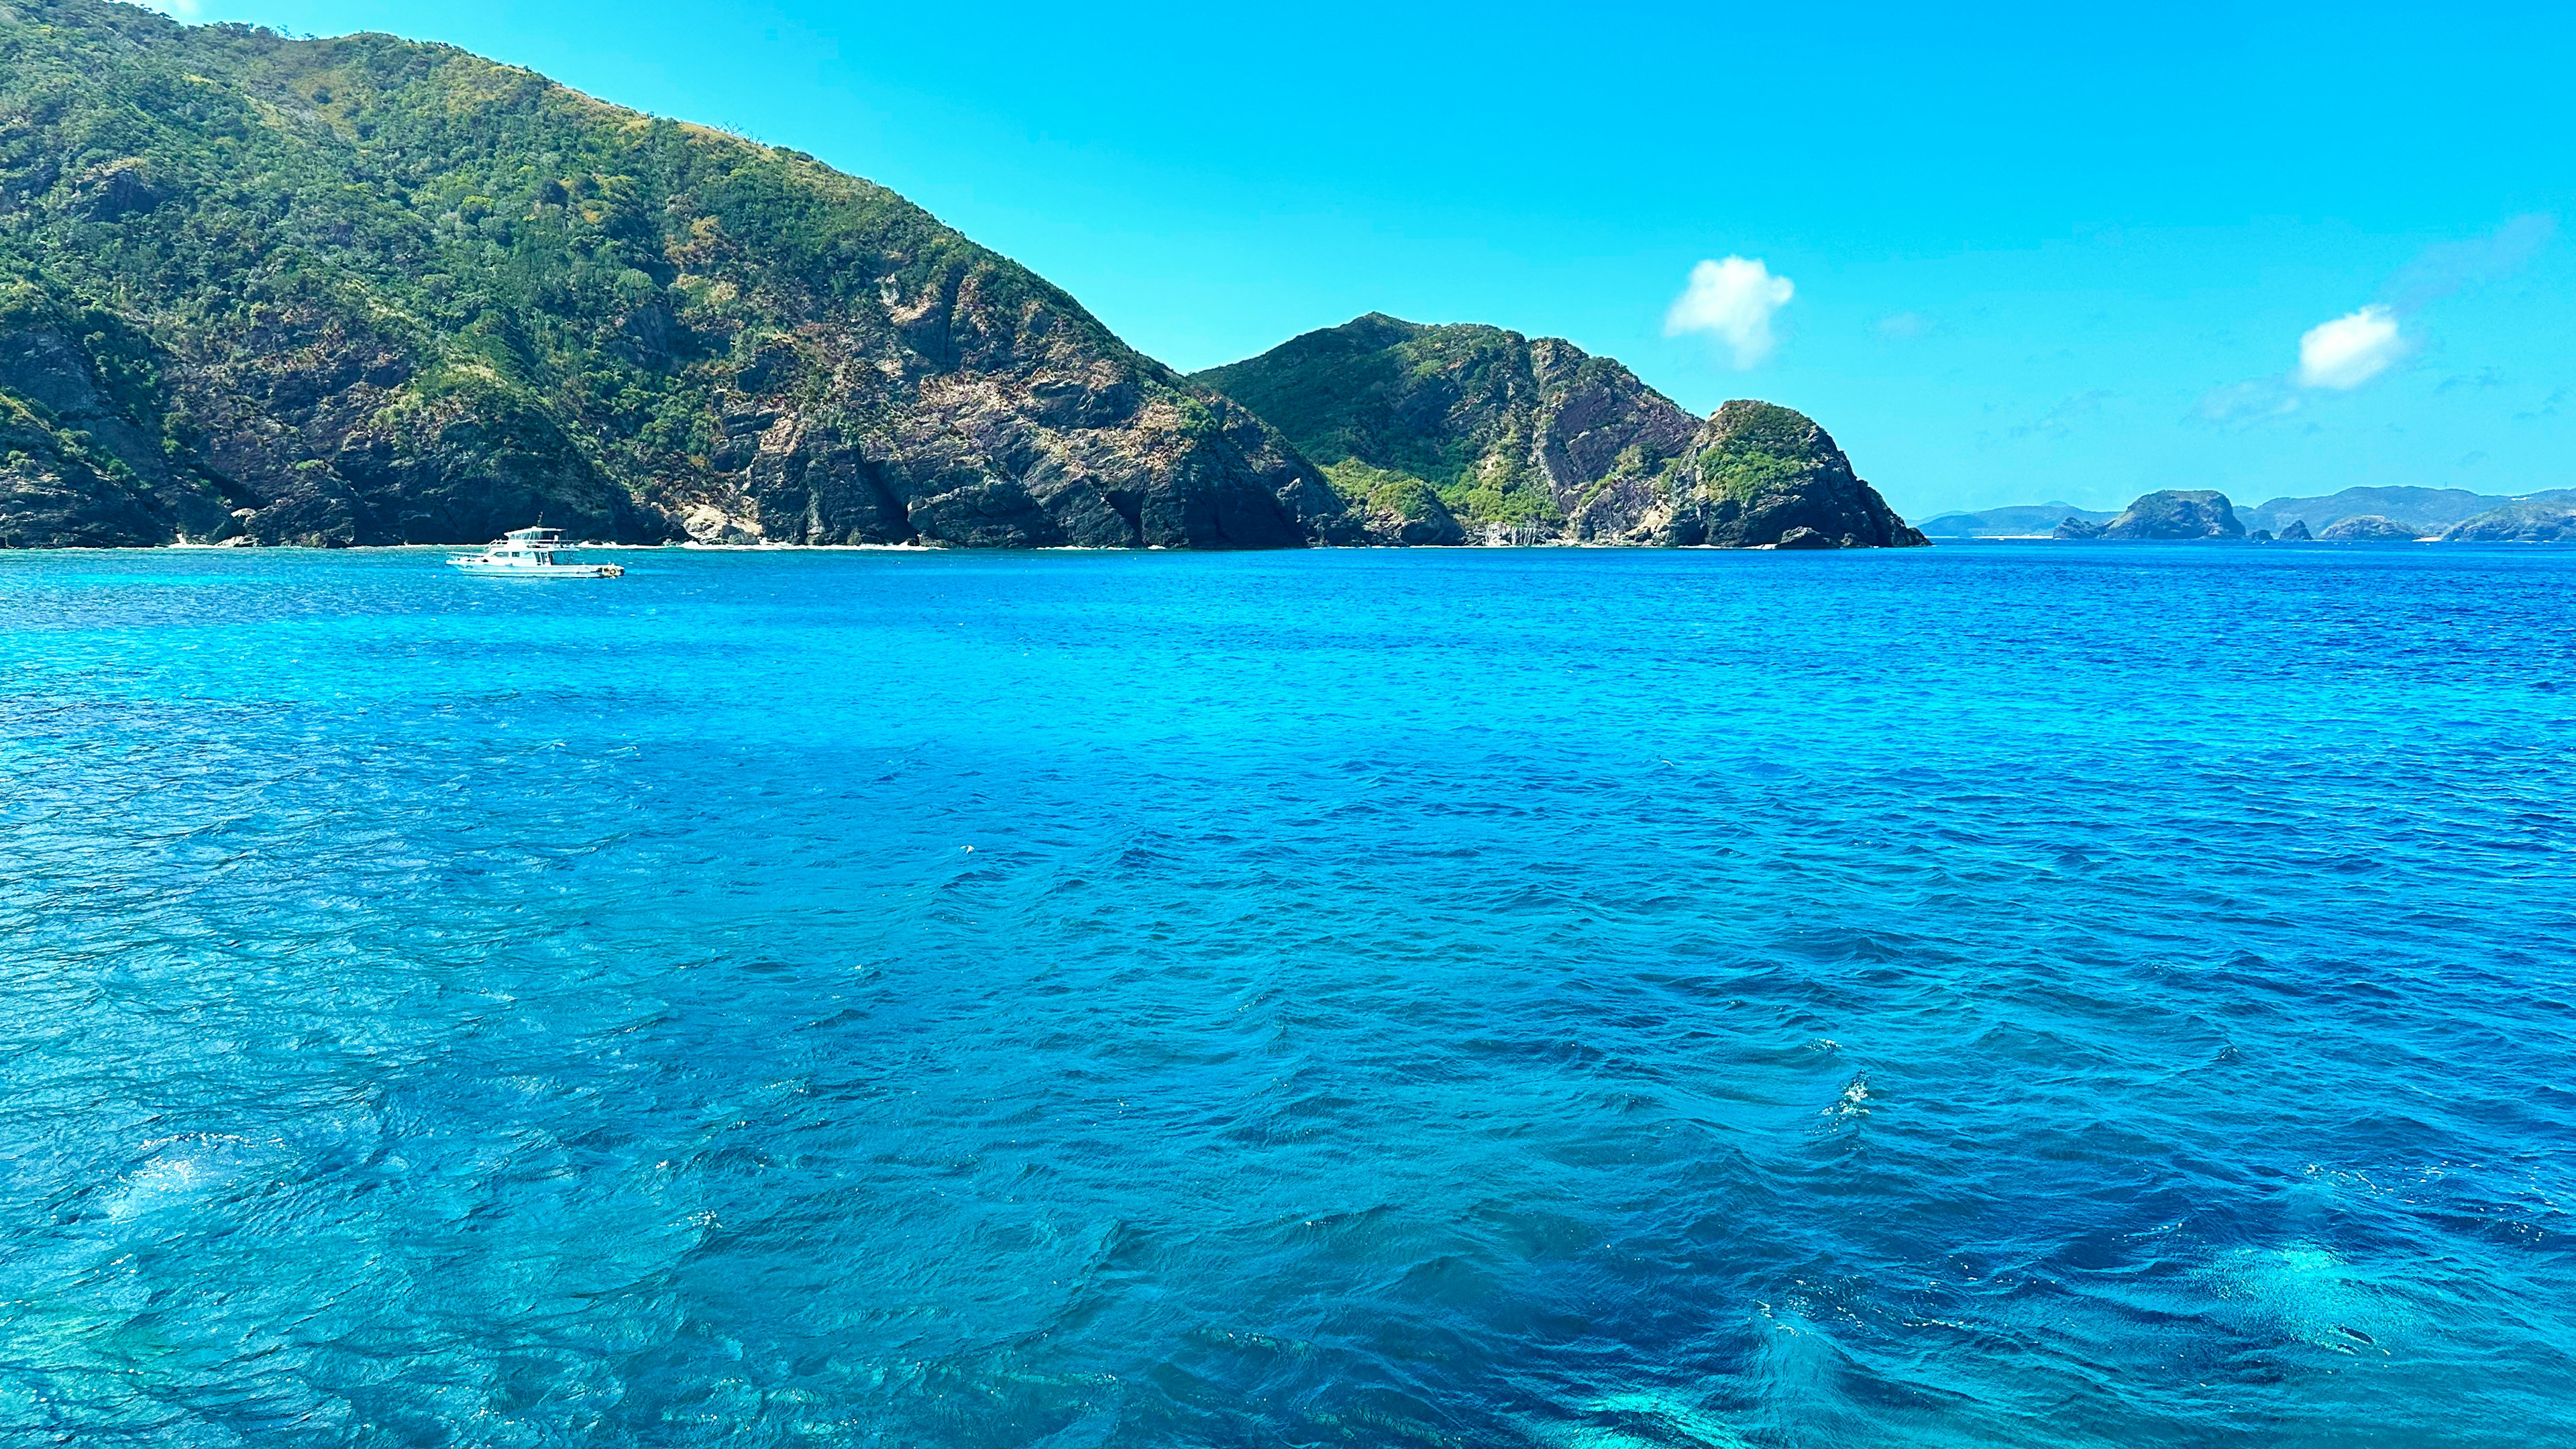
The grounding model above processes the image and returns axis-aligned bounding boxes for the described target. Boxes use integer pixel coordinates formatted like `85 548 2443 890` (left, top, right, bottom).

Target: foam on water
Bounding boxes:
3 543 2572 1446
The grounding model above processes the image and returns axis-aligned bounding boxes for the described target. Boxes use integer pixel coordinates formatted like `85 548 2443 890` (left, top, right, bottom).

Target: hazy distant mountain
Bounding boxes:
1917 502 2118 537
2242 486 2518 536
2439 498 2576 543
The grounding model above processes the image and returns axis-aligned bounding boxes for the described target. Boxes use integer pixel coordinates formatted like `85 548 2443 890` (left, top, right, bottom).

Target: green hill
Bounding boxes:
0 0 1357 547
1195 314 1925 547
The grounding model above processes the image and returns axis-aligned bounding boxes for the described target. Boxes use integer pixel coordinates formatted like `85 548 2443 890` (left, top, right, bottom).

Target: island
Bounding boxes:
0 2 1924 553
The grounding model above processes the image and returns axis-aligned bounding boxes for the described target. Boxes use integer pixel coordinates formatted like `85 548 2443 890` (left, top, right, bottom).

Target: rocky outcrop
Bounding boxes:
1193 315 1923 548
2247 528 2275 542
2095 490 2245 540
2277 518 2313 541
2318 514 2424 543
2054 517 2104 540
2438 500 2576 543
0 290 233 545
1653 401 1927 548
0 0 1371 549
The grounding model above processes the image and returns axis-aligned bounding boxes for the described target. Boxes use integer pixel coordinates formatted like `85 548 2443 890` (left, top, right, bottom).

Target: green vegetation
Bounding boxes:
1193 313 1693 533
1690 400 1818 502
0 2 1046 480
1196 315 1483 488
1320 458 1441 521
1 0 1311 547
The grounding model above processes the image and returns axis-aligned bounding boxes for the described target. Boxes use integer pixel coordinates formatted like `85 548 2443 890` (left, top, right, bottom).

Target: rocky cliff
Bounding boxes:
1193 315 1924 547
1656 400 1929 548
0 0 1366 548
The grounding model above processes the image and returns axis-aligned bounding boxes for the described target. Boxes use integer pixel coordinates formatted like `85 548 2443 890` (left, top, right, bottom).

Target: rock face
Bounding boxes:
1656 401 1929 548
1193 315 1924 547
2318 514 2424 543
2053 517 2104 540
2438 500 2576 543
2095 490 2246 540
2277 518 2314 541
0 0 1368 549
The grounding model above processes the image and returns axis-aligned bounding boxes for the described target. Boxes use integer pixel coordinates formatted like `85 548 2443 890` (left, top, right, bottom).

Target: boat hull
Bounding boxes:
445 560 624 578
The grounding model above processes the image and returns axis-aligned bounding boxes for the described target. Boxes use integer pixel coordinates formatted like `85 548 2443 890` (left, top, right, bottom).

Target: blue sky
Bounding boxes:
144 0 2576 517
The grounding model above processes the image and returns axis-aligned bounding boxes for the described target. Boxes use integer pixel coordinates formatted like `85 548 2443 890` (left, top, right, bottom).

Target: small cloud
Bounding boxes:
2388 214 2557 312
2194 378 2302 428
1664 256 1794 368
2514 386 2567 421
2197 217 2551 427
2297 305 2404 390
1876 311 1932 340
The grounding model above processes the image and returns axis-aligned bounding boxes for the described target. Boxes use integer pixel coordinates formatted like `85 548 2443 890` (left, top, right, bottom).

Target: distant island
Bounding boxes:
0 1 1918 553
1933 484 2576 545
1917 502 2116 537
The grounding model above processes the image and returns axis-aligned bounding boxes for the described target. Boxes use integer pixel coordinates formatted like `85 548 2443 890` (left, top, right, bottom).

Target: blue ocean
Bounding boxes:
3 543 2571 1447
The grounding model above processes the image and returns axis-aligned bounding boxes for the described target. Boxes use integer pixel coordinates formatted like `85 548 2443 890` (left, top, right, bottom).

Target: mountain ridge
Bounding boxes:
0 0 1366 549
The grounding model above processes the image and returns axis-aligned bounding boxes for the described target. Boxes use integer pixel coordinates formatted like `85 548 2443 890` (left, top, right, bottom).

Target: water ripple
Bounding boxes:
2 545 2572 1445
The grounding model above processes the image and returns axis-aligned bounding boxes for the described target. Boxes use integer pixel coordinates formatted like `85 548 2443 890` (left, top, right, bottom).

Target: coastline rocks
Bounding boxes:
2318 514 2424 543
2248 528 2275 542
2096 489 2245 540
1774 526 1835 549
2054 517 2104 541
2277 518 2313 541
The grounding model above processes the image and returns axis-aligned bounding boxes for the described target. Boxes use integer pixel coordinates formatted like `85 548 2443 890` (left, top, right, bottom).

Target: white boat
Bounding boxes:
446 527 625 578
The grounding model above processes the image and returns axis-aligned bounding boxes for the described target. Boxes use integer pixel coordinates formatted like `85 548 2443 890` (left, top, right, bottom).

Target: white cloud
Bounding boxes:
1664 256 1793 368
139 0 203 14
2296 305 2404 389
2194 217 2550 425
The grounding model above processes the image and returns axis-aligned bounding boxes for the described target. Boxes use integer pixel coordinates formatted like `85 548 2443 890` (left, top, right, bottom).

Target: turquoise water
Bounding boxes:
3 543 2571 1446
